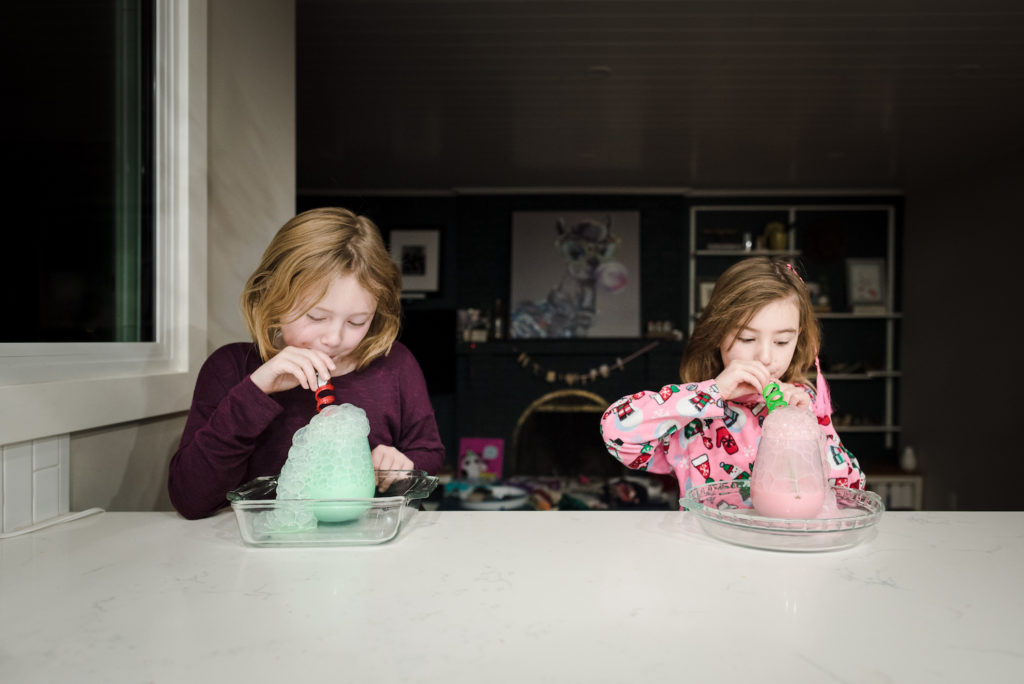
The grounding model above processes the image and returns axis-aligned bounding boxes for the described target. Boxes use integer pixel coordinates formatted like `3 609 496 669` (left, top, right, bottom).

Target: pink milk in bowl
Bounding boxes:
750 389 828 519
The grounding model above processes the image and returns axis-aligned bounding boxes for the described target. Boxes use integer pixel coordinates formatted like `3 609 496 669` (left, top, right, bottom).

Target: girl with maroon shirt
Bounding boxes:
169 208 443 519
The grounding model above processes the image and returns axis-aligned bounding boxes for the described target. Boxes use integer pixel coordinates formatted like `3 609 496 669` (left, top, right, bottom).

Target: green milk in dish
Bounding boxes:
276 403 376 523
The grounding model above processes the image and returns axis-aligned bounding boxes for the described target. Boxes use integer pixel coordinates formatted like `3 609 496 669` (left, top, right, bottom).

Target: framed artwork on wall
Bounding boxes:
390 229 440 293
845 258 886 313
508 211 641 338
697 278 717 313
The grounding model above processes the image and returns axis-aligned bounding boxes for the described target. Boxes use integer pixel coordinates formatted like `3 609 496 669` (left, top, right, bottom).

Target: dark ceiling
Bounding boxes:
296 0 1024 192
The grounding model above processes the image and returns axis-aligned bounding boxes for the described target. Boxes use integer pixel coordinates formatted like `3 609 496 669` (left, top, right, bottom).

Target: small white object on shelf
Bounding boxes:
900 446 917 472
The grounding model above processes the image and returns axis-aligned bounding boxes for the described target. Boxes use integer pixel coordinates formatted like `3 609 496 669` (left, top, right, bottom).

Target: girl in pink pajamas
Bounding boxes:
599 257 863 502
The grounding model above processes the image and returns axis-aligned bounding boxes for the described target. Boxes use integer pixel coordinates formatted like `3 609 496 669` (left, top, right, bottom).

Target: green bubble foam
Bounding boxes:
276 403 376 524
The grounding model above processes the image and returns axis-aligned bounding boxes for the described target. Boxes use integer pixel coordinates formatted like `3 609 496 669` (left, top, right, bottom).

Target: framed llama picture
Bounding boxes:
509 211 641 338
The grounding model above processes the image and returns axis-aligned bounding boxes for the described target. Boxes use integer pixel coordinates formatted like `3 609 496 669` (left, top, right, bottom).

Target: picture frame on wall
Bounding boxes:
846 258 886 313
697 279 717 313
508 211 641 338
390 229 440 294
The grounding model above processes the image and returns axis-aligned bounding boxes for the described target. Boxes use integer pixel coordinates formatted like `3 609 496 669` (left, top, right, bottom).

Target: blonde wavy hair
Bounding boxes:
241 207 402 369
680 256 820 385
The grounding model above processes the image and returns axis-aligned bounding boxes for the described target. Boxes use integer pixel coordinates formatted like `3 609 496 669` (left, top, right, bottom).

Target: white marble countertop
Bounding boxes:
1 509 1022 683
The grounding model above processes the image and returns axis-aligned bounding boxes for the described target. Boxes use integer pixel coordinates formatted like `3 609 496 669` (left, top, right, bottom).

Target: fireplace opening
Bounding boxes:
510 389 633 478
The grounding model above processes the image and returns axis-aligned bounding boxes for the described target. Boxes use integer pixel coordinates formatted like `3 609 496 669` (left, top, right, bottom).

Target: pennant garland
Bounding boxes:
511 340 661 386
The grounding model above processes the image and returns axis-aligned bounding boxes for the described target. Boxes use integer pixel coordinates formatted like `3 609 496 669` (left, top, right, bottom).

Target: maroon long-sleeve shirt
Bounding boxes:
168 341 444 519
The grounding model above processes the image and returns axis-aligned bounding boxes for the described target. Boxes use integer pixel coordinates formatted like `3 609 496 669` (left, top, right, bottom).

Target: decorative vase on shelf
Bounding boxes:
764 221 788 251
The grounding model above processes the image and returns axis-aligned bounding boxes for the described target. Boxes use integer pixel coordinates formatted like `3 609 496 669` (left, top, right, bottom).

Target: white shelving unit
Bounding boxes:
688 201 902 452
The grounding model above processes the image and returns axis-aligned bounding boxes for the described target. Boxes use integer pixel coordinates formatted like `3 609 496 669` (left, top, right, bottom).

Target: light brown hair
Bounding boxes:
241 207 402 369
680 256 820 384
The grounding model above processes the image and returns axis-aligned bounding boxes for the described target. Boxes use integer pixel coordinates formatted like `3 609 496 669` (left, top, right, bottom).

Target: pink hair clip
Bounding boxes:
785 262 805 283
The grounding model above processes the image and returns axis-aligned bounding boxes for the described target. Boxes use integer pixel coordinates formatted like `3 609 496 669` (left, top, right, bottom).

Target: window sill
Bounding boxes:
0 368 198 445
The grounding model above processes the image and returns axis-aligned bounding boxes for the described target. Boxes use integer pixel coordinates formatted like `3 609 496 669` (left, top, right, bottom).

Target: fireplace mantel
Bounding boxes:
456 338 685 478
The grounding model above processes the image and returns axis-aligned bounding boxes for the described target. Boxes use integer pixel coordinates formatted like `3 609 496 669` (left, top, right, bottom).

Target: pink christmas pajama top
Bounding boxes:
599 379 864 502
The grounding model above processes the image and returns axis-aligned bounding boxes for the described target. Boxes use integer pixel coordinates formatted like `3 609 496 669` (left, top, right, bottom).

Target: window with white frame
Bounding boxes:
4 1 155 345
0 0 205 443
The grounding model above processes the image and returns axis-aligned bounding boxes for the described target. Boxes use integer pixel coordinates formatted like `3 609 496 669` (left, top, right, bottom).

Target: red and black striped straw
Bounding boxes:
314 372 335 413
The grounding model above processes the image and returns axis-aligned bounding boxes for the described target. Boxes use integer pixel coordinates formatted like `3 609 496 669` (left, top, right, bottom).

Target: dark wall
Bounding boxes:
904 157 1024 510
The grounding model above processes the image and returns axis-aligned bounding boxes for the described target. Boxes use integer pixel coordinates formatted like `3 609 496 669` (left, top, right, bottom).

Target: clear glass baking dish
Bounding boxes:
227 469 438 547
680 480 885 552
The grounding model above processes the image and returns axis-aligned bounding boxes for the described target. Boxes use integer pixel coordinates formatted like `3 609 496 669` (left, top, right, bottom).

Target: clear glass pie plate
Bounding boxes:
226 469 438 547
680 481 885 552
